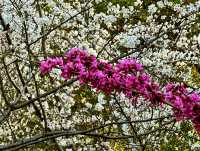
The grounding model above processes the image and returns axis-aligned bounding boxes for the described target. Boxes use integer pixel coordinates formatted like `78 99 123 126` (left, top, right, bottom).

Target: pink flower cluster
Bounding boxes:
40 48 200 133
40 57 63 75
164 83 200 131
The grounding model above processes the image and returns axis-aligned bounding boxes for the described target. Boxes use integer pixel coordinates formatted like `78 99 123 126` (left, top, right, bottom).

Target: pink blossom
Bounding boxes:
40 57 63 75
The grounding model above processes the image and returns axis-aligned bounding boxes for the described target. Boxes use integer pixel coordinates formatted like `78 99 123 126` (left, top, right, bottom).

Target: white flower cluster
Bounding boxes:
95 93 106 111
119 35 140 48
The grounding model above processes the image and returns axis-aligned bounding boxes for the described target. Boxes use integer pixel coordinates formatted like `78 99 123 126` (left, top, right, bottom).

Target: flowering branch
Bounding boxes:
40 48 200 133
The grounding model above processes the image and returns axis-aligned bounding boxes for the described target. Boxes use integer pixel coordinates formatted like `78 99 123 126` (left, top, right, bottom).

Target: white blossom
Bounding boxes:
85 102 92 109
95 103 104 111
148 4 157 14
119 35 140 48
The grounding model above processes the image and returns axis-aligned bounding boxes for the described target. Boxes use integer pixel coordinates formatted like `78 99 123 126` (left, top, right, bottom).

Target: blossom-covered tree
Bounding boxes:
1 0 200 150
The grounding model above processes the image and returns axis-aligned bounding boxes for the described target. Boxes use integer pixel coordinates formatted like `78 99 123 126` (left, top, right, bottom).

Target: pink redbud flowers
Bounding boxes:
40 48 200 133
